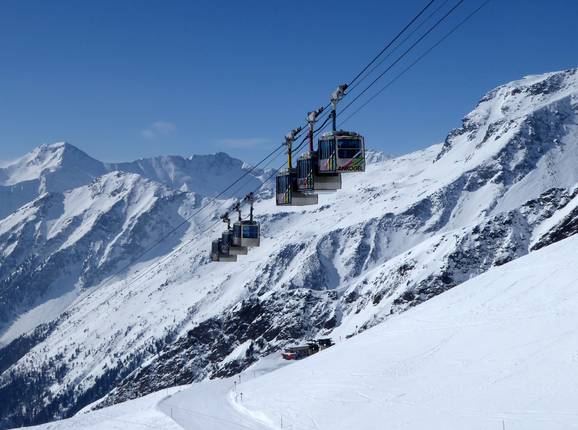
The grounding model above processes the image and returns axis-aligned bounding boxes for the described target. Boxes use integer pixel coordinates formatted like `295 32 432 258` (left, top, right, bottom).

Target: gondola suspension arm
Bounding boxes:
285 126 302 169
233 202 242 222
220 213 231 230
330 84 348 132
244 192 255 222
307 107 324 151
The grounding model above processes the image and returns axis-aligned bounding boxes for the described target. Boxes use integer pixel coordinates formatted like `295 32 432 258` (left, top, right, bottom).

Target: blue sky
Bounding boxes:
1 0 577 164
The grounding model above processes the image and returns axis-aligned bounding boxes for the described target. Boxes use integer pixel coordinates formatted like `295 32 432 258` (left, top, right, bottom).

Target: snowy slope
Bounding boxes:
23 387 185 430
2 68 578 428
0 172 203 344
24 234 578 430
238 234 578 430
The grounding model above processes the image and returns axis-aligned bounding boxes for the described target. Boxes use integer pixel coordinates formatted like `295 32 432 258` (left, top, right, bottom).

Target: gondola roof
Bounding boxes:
320 130 363 138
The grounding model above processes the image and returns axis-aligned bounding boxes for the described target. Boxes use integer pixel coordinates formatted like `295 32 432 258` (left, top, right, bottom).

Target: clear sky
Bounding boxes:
1 0 577 164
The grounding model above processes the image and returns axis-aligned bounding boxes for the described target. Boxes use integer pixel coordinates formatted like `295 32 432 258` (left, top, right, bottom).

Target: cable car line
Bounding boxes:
339 0 465 118
74 149 290 308
347 0 452 94
205 0 481 262
339 0 492 128
283 0 439 138
212 0 482 261
271 0 486 225
93 144 286 289
347 0 437 88
72 0 484 276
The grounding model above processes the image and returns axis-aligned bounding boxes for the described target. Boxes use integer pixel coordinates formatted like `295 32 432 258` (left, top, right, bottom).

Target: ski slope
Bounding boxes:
24 387 185 430
24 234 578 430
239 235 578 430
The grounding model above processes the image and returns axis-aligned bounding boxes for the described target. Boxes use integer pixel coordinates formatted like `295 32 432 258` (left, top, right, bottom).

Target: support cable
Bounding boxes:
339 0 492 127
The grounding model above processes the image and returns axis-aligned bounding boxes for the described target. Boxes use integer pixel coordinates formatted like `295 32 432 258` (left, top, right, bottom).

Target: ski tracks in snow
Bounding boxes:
159 379 273 430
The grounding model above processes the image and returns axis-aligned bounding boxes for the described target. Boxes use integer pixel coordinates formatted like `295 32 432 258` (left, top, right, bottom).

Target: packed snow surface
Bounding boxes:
23 387 185 430
23 234 578 430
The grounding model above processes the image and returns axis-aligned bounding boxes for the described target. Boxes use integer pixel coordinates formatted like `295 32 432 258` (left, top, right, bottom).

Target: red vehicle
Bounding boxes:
281 345 313 360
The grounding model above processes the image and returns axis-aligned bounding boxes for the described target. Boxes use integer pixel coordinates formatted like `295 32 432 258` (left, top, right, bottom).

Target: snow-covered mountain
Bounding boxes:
2 68 578 429
0 143 265 220
0 172 204 344
0 142 267 344
107 153 268 196
0 143 107 220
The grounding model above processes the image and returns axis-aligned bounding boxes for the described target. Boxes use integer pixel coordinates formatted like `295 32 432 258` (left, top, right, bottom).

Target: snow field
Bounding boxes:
21 235 578 430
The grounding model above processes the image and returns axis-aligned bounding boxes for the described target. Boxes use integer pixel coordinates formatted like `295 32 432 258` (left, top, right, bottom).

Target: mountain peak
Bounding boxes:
512 67 577 93
46 141 70 149
109 151 263 199
0 144 266 221
435 68 578 164
35 141 82 157
188 151 244 168
0 142 100 187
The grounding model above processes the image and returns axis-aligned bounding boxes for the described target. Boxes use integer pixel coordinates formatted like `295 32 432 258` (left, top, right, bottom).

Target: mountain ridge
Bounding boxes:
0 143 266 220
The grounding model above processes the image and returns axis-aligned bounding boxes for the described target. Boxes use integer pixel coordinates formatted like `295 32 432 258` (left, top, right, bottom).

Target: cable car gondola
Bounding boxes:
221 213 248 256
232 193 261 248
317 84 365 174
210 213 247 262
223 229 247 256
276 127 319 206
296 107 342 193
317 130 365 174
210 238 237 262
